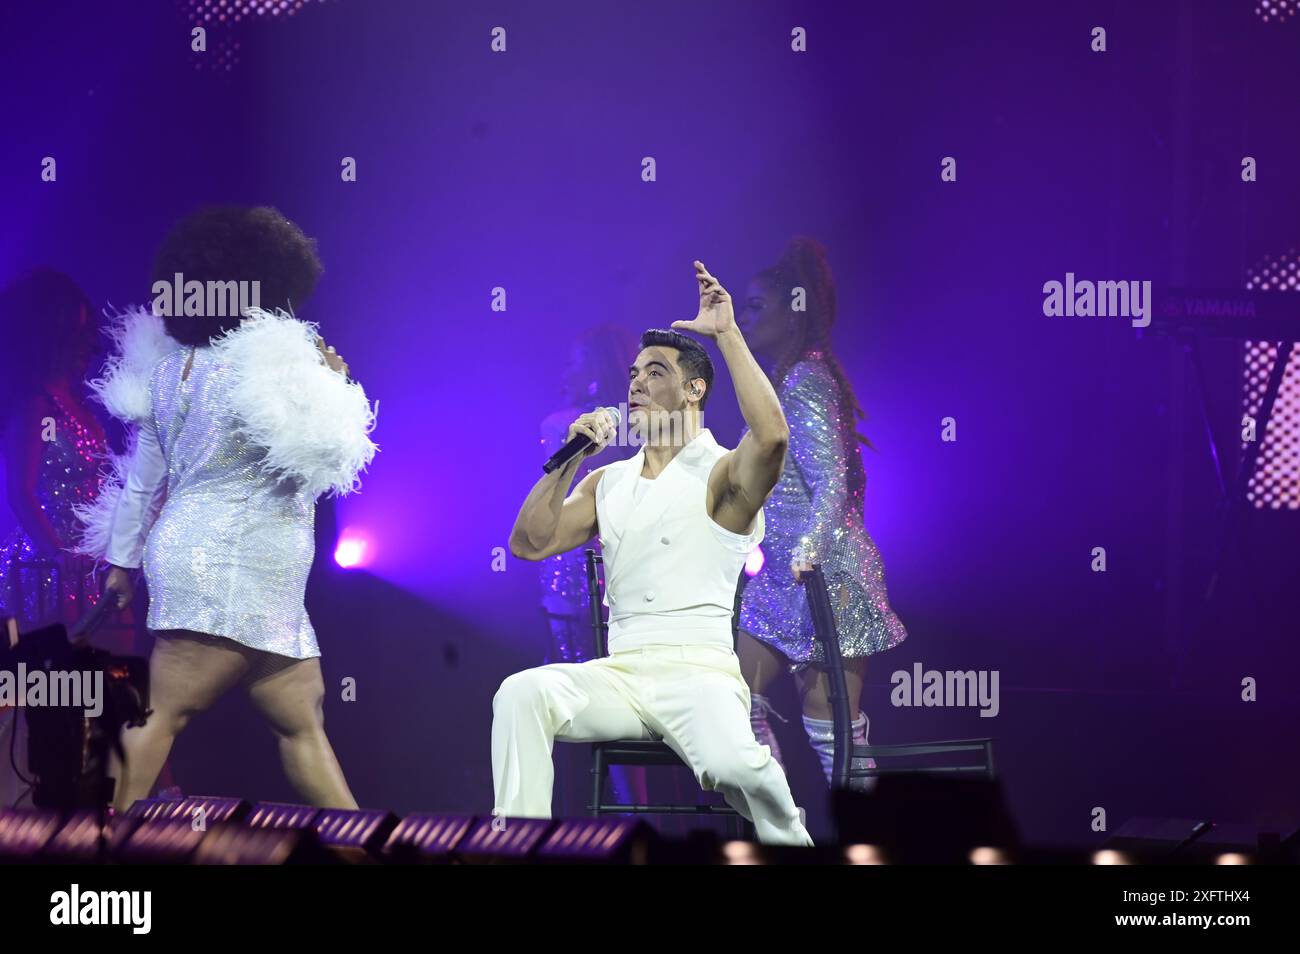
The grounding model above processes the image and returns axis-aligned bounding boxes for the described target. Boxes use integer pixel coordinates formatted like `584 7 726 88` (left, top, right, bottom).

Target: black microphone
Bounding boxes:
542 406 621 473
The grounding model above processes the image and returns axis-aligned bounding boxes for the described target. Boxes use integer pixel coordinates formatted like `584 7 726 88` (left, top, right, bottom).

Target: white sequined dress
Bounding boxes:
71 307 378 659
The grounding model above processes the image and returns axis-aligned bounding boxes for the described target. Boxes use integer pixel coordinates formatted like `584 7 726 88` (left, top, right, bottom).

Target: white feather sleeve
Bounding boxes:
68 450 133 561
209 307 378 498
70 305 180 562
70 420 168 566
87 305 183 425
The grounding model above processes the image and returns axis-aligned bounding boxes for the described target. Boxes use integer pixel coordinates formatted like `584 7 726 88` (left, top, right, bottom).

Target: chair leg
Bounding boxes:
589 748 605 816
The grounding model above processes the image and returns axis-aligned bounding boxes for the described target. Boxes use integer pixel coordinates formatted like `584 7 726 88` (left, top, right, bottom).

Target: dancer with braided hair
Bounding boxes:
735 237 908 790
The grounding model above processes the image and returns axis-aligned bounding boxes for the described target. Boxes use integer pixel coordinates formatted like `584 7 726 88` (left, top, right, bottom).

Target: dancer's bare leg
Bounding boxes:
112 631 250 812
738 629 794 770
795 656 867 720
795 656 875 786
246 655 357 809
738 629 788 695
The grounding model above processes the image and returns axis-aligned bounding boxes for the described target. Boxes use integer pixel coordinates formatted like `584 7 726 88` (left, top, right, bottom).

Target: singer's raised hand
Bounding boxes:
566 408 618 457
671 260 736 340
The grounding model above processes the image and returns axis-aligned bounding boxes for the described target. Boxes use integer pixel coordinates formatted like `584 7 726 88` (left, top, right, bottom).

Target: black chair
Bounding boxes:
804 565 995 786
584 549 754 840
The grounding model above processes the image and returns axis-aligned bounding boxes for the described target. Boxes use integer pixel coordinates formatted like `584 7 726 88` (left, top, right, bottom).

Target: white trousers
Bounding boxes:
492 643 814 846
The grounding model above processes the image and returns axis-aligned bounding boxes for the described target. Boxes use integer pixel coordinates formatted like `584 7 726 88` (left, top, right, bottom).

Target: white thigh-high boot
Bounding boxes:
749 693 789 769
801 711 878 792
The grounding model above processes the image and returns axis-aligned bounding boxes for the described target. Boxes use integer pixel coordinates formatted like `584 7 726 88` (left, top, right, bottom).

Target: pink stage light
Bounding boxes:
334 534 369 569
744 545 765 577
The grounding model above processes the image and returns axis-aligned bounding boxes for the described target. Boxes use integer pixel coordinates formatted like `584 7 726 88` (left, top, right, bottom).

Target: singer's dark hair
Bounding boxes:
152 205 324 346
639 328 714 410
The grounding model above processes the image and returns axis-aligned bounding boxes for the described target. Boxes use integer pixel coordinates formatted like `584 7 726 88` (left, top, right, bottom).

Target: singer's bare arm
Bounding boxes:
508 464 605 561
672 261 789 536
509 408 617 561
709 327 789 534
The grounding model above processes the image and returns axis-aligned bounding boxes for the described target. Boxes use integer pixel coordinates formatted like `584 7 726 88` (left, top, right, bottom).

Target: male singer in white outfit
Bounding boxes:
496 261 813 846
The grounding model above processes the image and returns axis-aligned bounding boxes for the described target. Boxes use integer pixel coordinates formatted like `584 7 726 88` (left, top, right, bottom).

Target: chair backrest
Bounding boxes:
584 547 746 659
804 565 855 788
583 548 610 657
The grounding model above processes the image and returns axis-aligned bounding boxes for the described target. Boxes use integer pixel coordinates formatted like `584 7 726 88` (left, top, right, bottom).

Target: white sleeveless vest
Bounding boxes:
594 429 764 651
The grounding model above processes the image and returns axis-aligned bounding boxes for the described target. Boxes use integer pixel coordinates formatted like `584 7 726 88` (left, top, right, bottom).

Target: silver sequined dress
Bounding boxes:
0 393 107 628
738 354 908 672
117 348 319 656
76 307 378 660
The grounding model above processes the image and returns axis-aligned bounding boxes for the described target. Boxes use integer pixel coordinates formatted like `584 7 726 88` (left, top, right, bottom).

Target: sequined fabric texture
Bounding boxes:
0 393 106 627
538 549 596 663
143 348 318 658
738 355 908 672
